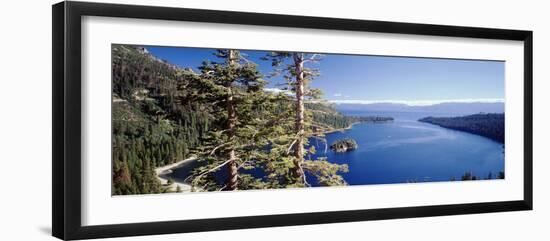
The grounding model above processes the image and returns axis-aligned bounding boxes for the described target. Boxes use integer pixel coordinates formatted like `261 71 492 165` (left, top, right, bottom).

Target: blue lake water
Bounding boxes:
307 111 504 185
168 111 505 187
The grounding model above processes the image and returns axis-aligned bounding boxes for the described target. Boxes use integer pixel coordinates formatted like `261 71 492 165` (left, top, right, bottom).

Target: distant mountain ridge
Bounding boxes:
334 102 504 114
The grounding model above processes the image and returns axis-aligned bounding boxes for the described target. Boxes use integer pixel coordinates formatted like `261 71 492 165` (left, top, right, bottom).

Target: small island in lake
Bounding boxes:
111 44 506 195
330 138 359 153
418 113 504 143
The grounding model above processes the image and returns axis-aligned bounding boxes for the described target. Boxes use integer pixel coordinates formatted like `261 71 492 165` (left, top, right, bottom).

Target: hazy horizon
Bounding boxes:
328 98 504 106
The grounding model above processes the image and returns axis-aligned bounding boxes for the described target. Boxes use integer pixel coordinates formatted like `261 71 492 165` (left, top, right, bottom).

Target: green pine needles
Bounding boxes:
111 45 349 195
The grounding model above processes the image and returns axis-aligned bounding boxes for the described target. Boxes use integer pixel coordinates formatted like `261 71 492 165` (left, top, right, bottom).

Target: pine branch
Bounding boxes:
299 163 310 187
285 131 303 155
310 135 328 154
286 139 298 155
303 53 323 63
185 157 237 184
209 142 230 156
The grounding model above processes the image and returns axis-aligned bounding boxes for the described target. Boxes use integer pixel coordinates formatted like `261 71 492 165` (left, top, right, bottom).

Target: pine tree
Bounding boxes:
187 49 269 191
262 52 348 187
111 45 351 195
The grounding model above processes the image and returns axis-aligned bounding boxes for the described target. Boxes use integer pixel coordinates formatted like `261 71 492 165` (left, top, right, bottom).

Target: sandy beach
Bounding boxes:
155 156 197 193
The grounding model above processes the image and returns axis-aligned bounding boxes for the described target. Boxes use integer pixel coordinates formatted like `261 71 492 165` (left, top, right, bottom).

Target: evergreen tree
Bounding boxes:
262 52 348 186
111 45 211 195
112 45 352 195
187 49 269 191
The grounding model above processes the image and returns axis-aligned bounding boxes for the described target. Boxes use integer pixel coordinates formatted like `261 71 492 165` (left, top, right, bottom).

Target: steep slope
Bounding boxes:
306 102 357 131
111 45 211 195
419 113 504 143
111 45 365 195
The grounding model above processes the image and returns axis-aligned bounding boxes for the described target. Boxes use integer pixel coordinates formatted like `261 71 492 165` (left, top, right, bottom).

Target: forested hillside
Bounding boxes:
111 45 212 195
112 45 354 194
305 102 393 132
306 102 357 131
419 113 504 143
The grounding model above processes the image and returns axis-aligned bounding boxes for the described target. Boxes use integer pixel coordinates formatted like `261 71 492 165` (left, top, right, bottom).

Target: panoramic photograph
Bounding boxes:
111 44 505 195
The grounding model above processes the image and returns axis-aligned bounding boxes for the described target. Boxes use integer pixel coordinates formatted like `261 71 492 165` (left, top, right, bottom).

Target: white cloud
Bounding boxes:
264 88 292 95
333 93 342 97
329 98 504 106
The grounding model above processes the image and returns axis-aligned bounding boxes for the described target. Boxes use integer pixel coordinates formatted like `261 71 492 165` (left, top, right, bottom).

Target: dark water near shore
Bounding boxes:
306 111 504 186
168 111 504 187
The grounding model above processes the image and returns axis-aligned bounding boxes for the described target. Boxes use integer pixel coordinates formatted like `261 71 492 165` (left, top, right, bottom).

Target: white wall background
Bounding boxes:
0 0 547 240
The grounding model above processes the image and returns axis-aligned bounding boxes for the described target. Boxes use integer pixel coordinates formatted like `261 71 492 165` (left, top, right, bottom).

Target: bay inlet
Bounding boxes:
306 111 504 186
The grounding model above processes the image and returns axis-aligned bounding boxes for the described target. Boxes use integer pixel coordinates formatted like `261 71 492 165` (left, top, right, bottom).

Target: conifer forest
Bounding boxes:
112 45 505 195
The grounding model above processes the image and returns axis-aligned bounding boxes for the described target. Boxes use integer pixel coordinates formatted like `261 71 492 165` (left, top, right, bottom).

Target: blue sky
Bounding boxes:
145 45 504 104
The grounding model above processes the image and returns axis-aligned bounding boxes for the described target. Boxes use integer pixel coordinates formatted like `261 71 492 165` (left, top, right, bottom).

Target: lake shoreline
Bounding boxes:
323 117 394 135
323 121 360 134
155 156 197 193
309 111 505 185
418 113 505 143
421 121 505 144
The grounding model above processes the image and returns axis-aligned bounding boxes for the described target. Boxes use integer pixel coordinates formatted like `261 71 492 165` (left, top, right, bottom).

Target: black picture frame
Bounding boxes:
52 1 533 240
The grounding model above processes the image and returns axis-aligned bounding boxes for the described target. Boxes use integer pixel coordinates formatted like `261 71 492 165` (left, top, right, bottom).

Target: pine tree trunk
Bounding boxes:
292 53 305 183
226 50 238 190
